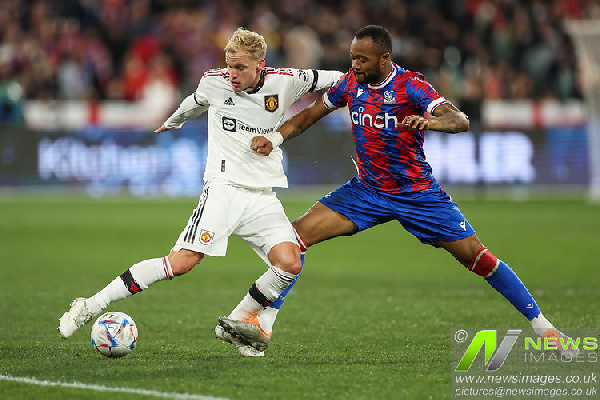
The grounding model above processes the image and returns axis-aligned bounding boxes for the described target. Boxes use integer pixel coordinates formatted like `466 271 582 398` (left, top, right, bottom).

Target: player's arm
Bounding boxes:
155 88 209 134
402 102 469 134
403 103 470 133
251 99 333 155
281 99 333 141
311 70 344 92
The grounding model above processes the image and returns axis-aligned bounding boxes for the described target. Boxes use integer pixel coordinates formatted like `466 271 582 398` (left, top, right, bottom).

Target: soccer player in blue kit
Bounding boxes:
232 25 578 356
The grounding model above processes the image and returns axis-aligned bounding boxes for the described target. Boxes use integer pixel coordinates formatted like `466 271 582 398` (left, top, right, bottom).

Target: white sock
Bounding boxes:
255 266 297 300
530 312 554 336
229 293 262 320
229 266 297 322
86 257 173 314
257 307 279 333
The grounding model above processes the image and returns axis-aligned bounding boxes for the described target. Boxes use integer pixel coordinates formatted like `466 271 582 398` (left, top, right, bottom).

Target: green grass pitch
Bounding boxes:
0 192 598 399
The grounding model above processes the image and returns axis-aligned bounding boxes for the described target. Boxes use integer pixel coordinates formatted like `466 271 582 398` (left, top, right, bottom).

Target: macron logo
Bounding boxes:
356 87 364 98
459 221 466 231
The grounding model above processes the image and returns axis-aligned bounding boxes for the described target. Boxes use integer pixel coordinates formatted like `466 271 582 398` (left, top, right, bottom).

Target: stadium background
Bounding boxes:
1 2 600 400
0 0 595 195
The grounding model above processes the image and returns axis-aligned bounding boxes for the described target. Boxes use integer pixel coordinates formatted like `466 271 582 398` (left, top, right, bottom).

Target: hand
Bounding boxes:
154 124 170 134
402 115 429 131
251 136 274 156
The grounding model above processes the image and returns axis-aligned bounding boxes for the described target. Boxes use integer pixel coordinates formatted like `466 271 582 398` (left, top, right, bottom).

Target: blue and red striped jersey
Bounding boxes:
323 63 449 194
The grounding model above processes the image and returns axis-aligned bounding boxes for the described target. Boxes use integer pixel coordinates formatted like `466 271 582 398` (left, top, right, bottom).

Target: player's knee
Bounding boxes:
269 243 302 275
284 256 303 275
276 254 302 275
168 250 204 276
468 247 500 278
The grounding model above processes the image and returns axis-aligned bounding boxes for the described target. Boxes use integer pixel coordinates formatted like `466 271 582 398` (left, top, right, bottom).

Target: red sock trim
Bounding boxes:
120 270 142 294
469 247 499 277
293 226 309 253
162 257 173 280
469 247 487 271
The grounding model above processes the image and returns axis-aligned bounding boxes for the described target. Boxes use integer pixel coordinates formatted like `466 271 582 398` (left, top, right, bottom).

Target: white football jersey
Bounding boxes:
164 67 343 189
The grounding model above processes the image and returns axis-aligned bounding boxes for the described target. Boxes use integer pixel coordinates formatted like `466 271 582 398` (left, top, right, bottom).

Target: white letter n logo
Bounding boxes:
456 329 521 371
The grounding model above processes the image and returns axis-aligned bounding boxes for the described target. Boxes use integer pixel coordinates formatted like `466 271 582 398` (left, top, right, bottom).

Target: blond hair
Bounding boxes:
224 28 267 60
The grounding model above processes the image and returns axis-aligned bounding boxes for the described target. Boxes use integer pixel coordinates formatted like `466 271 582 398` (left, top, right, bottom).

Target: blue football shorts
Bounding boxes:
319 177 476 247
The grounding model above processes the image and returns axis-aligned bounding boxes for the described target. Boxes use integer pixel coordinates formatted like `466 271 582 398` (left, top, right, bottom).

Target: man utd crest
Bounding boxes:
264 95 279 112
199 229 215 245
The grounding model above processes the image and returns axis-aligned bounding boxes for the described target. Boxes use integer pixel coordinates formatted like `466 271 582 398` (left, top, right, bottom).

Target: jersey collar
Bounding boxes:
244 69 266 94
367 64 397 90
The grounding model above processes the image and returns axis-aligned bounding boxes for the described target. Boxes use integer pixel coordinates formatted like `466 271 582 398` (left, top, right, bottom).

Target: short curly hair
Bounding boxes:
224 27 267 61
355 25 392 55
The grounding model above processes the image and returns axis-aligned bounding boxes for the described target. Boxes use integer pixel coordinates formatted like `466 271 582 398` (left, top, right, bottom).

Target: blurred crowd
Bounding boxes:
1 0 599 113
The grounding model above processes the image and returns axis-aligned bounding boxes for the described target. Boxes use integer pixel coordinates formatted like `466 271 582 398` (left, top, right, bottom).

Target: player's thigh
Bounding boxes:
396 190 476 249
292 201 357 246
172 181 245 256
234 191 299 267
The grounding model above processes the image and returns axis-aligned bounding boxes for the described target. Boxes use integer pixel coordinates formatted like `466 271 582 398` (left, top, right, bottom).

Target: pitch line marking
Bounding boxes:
0 374 230 400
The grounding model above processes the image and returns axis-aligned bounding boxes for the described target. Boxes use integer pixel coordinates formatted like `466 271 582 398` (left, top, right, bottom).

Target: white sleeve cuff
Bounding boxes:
265 131 284 148
426 97 448 114
322 93 338 110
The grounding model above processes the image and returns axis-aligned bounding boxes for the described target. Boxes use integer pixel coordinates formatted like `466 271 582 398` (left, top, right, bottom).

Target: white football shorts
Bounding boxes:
172 179 297 262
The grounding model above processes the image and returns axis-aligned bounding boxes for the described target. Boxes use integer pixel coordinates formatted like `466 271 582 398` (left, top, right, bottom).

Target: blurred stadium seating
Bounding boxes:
0 0 598 196
1 0 591 103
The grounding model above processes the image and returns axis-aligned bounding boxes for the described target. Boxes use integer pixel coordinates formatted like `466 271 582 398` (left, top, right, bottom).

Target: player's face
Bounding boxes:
350 37 389 85
225 52 265 92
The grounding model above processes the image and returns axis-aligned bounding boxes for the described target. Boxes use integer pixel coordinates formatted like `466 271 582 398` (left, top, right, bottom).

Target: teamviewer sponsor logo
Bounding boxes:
222 116 236 132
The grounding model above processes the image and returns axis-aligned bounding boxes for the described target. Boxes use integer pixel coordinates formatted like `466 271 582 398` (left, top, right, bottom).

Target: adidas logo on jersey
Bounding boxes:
224 97 235 106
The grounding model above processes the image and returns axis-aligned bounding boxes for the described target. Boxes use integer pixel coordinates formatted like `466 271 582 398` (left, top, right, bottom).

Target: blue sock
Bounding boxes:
269 253 304 309
485 261 540 320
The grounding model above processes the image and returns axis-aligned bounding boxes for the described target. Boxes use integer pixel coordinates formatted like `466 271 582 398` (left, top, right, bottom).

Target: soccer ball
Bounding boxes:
91 311 138 358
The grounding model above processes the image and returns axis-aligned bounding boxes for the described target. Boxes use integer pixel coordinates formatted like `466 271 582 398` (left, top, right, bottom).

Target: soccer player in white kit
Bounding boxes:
58 28 343 357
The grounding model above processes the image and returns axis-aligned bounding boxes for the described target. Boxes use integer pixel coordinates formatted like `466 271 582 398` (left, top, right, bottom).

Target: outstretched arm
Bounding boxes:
154 124 170 133
251 99 333 155
155 93 209 134
402 102 469 134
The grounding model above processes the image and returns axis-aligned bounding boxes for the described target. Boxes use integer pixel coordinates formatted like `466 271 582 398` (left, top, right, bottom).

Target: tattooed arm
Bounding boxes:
251 99 333 155
402 103 470 134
